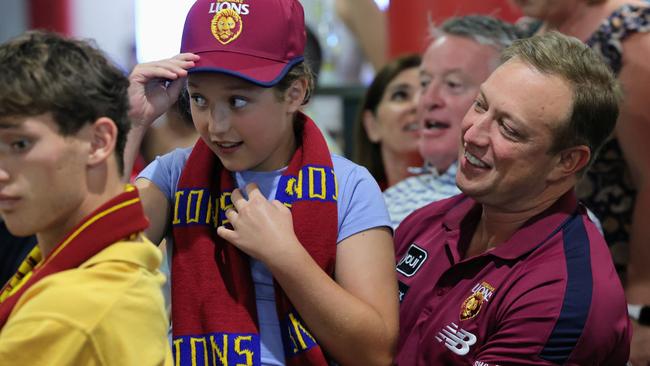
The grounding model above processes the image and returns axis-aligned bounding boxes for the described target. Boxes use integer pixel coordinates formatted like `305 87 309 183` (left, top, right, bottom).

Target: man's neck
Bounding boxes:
464 194 562 259
425 158 455 178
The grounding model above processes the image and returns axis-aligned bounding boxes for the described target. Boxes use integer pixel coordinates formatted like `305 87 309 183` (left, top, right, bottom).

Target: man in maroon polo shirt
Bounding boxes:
395 32 631 365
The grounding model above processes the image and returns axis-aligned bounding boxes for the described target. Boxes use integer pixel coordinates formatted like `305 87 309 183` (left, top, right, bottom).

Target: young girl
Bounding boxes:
124 1 398 365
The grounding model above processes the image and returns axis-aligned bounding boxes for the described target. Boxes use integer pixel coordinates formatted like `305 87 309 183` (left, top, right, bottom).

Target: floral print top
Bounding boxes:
578 4 650 268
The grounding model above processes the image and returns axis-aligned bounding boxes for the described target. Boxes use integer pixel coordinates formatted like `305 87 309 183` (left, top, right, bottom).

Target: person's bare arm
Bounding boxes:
334 0 387 70
122 54 199 180
217 184 398 365
123 53 199 244
134 178 171 245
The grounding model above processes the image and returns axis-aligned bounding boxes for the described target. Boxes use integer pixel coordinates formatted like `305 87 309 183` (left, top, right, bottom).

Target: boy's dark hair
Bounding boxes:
0 30 131 172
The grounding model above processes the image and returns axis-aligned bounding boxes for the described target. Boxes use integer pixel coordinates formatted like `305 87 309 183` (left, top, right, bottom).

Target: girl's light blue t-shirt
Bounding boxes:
138 147 391 366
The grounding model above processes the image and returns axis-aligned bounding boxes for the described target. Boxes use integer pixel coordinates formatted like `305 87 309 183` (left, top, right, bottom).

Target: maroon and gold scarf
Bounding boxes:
0 185 149 329
171 113 337 365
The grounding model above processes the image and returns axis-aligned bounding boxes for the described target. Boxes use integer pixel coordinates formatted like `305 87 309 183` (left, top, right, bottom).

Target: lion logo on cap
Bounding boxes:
211 8 243 45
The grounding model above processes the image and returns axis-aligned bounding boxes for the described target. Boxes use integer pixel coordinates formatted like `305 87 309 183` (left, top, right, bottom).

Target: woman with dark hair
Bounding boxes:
353 54 422 189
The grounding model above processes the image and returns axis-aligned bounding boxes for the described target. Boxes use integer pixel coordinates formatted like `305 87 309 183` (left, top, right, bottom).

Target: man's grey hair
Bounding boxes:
430 15 521 51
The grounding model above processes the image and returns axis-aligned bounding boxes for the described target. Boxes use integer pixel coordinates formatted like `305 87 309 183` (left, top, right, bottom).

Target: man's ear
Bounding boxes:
87 117 118 167
285 78 308 113
548 145 591 182
362 109 382 143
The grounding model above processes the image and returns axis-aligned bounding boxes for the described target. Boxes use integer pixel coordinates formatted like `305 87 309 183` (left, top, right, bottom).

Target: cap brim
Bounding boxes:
188 52 304 87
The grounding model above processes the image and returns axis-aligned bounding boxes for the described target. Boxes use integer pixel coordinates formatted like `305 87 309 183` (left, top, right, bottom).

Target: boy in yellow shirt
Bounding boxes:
0 30 172 365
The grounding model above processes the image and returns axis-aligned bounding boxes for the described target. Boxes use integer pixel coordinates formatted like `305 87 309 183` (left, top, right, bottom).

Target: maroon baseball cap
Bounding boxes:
180 0 306 87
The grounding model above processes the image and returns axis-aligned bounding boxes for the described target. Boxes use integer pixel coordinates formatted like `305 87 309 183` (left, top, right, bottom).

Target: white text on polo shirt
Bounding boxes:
209 1 250 15
435 322 477 356
471 281 495 302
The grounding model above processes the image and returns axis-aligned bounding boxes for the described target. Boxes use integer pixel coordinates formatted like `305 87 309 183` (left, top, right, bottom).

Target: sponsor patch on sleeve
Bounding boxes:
396 243 428 277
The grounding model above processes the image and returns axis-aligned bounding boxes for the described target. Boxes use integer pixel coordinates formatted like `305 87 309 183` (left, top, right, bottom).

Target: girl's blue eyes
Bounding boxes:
190 95 207 107
230 97 248 109
190 95 248 109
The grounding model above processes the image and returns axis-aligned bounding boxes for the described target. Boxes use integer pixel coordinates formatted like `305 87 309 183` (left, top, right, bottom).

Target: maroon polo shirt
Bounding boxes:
394 191 630 365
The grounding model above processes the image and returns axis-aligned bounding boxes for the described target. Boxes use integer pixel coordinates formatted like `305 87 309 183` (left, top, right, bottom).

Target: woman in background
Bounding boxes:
353 54 422 189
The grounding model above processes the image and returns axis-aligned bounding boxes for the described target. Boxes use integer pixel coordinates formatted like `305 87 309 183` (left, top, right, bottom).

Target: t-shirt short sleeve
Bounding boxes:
332 154 392 242
137 147 192 201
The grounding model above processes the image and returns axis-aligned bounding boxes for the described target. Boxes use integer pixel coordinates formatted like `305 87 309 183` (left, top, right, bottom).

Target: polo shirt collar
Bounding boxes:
81 239 162 271
442 195 481 264
443 190 579 261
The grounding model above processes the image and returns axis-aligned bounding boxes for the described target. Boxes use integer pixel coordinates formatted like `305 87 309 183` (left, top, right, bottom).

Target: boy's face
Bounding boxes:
0 114 91 241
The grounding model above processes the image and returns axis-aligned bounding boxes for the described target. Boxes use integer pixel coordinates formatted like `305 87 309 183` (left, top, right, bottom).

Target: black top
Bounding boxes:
0 220 37 286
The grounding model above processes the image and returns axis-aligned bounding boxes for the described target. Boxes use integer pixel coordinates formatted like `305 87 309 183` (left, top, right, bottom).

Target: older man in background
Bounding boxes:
383 15 520 228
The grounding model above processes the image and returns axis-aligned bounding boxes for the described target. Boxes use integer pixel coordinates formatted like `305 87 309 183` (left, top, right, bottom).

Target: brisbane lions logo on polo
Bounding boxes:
209 0 249 44
460 281 495 321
